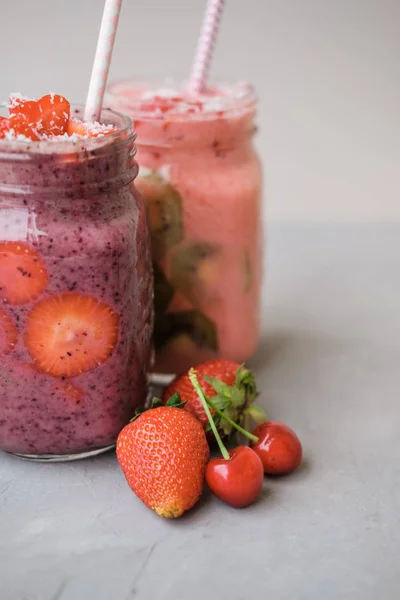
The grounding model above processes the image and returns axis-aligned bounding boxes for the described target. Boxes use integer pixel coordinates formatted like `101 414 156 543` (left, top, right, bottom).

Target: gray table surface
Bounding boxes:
1 223 399 600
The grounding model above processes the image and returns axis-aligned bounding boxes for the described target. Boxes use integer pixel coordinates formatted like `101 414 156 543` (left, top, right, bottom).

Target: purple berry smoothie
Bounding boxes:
0 107 153 459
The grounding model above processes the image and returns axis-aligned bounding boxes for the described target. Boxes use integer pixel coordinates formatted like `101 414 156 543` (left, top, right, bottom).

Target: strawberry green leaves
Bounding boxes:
235 365 258 404
201 365 260 438
132 394 187 421
165 393 187 409
243 404 267 424
153 394 186 409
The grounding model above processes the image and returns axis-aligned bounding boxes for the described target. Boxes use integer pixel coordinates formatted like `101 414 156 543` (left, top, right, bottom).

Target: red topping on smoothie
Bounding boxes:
108 82 253 120
9 99 42 140
0 309 18 355
9 94 70 139
9 113 40 140
0 242 49 305
0 116 12 138
1 93 117 141
137 96 207 117
37 94 71 136
24 293 120 378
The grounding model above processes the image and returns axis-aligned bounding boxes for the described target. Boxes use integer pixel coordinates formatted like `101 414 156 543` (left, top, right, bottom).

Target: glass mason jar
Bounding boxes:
106 81 263 376
0 107 153 460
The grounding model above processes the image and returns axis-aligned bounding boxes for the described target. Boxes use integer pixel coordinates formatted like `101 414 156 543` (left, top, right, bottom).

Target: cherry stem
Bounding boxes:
189 368 231 461
206 397 259 442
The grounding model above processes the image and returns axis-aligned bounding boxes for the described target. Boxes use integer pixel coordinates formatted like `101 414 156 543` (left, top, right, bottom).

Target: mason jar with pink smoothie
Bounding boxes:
106 80 263 375
0 95 153 460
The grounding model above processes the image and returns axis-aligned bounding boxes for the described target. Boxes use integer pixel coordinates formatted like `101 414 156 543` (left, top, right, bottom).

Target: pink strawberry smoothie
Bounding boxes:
0 104 153 458
106 81 263 374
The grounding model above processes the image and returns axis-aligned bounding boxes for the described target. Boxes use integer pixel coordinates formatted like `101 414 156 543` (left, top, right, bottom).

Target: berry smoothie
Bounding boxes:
0 95 153 458
106 81 263 375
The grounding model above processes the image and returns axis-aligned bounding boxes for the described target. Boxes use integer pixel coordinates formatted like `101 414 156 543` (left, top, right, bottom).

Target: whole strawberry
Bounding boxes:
163 360 265 439
116 406 210 518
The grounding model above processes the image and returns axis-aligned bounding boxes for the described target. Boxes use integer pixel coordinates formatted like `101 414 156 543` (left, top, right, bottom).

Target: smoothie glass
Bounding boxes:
0 107 153 460
106 80 263 375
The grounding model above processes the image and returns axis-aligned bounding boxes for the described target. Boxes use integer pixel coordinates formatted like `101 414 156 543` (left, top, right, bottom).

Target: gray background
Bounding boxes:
1 3 400 599
0 0 399 221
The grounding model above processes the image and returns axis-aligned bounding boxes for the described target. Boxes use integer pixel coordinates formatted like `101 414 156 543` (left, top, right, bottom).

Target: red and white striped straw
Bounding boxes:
84 0 123 122
188 0 225 95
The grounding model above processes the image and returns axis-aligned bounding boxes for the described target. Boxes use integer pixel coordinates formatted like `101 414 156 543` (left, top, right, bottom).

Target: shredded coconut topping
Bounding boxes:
1 92 120 144
8 93 34 109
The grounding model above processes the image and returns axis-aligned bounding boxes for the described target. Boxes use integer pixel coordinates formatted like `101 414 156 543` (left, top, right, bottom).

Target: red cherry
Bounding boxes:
206 446 264 508
250 421 302 475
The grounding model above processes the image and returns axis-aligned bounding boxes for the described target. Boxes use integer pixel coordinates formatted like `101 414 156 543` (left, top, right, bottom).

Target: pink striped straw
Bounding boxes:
84 0 123 122
189 0 225 94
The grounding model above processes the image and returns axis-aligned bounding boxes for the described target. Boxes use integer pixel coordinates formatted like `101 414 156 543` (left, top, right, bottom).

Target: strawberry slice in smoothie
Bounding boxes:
0 242 48 305
24 293 120 378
